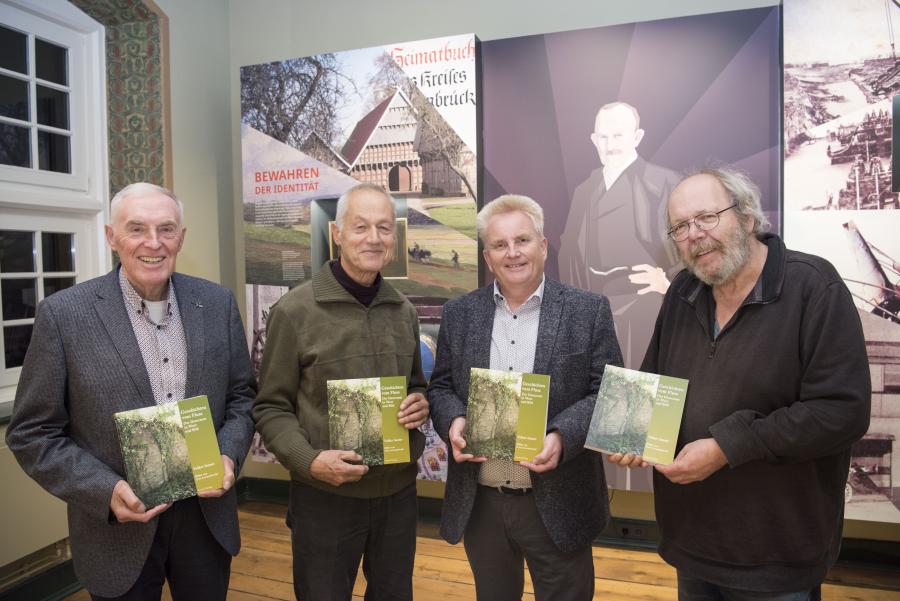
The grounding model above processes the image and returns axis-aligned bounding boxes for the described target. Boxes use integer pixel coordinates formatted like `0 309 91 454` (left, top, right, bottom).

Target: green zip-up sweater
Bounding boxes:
252 266 426 498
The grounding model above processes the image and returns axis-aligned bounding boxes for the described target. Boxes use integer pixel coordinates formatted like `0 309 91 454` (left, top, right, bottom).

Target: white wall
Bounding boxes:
154 0 235 287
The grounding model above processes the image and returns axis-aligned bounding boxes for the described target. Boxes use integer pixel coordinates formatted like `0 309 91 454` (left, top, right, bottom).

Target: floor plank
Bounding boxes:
61 501 900 600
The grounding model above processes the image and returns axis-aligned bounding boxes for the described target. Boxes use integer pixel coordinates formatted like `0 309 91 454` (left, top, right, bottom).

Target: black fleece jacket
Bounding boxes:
642 233 871 591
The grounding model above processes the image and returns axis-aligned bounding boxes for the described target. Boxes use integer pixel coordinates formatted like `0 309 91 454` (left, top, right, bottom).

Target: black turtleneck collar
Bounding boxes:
330 259 382 307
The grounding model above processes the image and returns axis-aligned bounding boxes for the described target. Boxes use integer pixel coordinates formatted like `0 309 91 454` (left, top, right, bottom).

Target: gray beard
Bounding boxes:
687 227 753 287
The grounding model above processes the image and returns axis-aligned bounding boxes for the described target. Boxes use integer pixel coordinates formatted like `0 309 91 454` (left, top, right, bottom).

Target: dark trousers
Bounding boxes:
463 485 594 601
287 480 417 601
678 573 822 601
91 497 231 601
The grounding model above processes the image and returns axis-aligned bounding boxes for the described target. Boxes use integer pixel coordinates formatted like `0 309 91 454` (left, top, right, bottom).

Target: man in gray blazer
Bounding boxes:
6 183 256 600
428 194 623 601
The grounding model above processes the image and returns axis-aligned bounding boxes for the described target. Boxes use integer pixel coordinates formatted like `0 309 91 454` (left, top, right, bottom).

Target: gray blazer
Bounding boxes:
428 278 623 553
5 269 256 597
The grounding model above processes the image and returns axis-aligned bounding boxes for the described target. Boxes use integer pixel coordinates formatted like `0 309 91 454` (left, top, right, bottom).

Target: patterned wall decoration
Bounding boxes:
70 0 169 195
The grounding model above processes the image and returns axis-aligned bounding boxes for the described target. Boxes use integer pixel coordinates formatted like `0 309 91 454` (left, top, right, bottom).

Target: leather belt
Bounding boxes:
484 485 532 496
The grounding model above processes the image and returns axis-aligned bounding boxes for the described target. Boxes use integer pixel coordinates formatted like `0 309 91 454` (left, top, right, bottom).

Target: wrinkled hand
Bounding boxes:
606 452 649 468
629 264 670 295
198 455 236 498
655 438 728 484
449 417 486 463
519 431 562 473
398 392 429 429
310 450 369 487
110 479 170 523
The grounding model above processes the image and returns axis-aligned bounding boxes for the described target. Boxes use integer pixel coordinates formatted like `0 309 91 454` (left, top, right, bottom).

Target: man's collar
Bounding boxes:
602 153 638 188
493 275 546 308
118 266 175 314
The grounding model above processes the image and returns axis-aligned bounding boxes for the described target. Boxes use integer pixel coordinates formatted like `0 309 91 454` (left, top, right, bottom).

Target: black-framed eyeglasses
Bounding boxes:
667 204 737 242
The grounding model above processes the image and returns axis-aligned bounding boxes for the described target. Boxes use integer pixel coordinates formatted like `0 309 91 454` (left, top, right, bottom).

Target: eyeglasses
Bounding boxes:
667 204 737 242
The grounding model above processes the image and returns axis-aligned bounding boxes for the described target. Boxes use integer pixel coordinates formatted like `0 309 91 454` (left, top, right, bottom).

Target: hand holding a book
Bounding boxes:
606 453 649 469
519 431 562 473
310 450 369 486
198 455 236 498
448 417 487 463
109 479 171 523
398 392 429 429
655 438 728 484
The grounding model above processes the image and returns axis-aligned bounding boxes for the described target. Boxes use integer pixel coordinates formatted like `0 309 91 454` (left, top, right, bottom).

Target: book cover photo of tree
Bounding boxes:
464 368 550 462
113 396 224 506
327 376 410 465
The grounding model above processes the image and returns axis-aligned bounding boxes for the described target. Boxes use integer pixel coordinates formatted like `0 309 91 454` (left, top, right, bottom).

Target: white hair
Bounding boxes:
109 182 184 225
476 194 544 242
678 166 769 234
335 183 395 228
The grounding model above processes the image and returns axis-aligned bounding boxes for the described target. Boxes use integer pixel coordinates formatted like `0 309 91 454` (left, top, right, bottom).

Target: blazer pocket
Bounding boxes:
554 351 589 377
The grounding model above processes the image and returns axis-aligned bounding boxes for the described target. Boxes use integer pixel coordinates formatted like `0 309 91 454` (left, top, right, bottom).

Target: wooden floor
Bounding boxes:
65 500 900 600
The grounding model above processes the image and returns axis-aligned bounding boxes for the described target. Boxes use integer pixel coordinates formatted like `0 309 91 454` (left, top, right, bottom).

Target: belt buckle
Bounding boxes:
497 486 529 496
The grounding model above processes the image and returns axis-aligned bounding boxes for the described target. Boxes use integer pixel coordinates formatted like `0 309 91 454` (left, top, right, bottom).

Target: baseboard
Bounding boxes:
0 560 81 601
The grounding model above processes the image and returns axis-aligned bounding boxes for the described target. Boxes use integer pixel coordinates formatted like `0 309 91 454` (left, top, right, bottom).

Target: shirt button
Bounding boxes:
509 367 513 370
163 357 169 363
167 393 172 399
137 309 142 315
511 340 515 345
512 315 517 319
157 325 162 330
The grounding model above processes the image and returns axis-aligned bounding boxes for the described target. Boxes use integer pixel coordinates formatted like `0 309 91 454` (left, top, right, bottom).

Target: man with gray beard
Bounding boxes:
614 167 870 600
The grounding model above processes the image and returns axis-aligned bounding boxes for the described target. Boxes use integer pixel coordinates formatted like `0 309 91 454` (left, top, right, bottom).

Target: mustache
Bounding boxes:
689 239 721 259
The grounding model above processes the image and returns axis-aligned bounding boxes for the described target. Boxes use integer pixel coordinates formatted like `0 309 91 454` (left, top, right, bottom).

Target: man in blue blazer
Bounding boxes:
428 194 623 601
6 183 256 600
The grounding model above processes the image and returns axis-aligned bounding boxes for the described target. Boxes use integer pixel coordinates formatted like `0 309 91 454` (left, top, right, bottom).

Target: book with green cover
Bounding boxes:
327 376 410 465
584 365 688 465
464 368 550 462
113 395 224 506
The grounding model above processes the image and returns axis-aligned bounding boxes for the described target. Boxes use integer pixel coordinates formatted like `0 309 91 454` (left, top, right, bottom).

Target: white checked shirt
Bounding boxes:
119 269 188 405
477 276 545 489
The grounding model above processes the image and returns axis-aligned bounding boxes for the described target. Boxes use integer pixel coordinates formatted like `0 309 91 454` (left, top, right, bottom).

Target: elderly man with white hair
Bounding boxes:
253 182 429 601
7 182 256 600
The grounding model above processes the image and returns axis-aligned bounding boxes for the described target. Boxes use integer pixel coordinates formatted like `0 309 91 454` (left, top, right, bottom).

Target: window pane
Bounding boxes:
36 85 69 129
38 131 70 173
0 25 27 74
0 231 35 272
0 73 29 120
4 324 33 369
44 276 75 297
1 278 37 319
36 38 68 86
42 233 74 272
0 122 31 168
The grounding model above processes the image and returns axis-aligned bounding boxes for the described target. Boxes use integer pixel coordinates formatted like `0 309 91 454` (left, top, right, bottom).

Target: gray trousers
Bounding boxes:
463 485 594 601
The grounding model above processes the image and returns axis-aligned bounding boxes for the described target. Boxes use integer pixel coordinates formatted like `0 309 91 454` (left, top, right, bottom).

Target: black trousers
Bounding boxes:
91 497 231 601
463 485 594 601
287 480 417 601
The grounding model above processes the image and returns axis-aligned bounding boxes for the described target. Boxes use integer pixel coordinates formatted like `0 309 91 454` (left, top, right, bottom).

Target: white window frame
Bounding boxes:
0 0 108 406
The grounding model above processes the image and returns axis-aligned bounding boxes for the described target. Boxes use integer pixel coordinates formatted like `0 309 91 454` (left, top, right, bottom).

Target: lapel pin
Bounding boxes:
192 301 204 309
